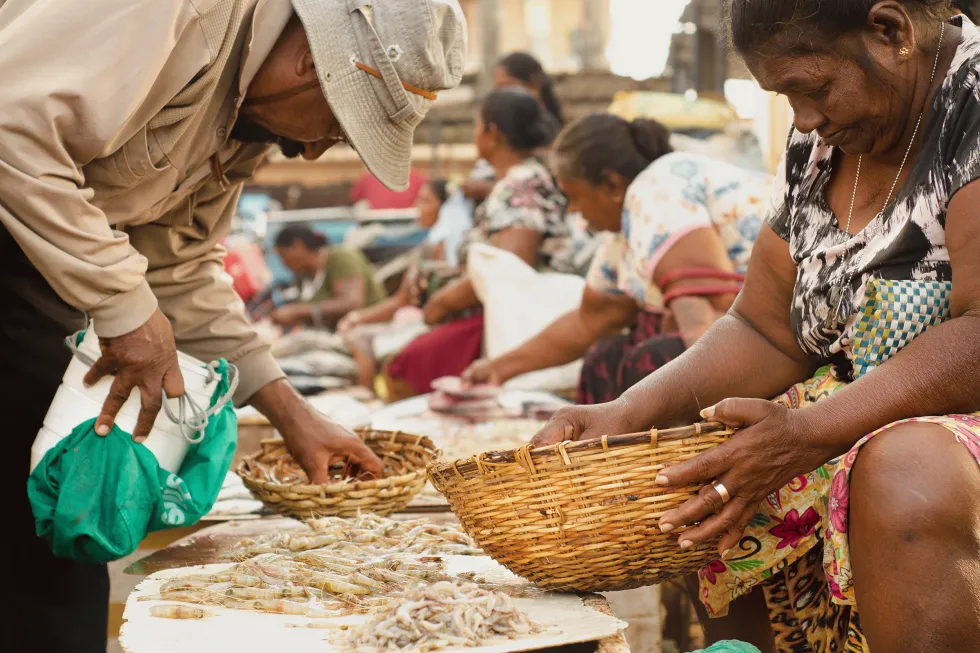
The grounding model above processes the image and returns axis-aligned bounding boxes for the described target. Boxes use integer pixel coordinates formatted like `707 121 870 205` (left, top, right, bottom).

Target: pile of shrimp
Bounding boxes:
345 580 542 651
226 512 481 560
142 551 451 619
250 455 357 486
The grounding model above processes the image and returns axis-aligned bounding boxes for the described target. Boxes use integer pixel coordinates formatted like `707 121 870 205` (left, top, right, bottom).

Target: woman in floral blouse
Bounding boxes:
367 88 567 399
464 113 771 404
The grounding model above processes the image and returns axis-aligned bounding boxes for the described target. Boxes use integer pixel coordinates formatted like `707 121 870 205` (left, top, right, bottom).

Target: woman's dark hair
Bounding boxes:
730 0 952 55
481 88 557 153
553 113 673 186
275 225 328 250
428 179 449 204
498 52 565 126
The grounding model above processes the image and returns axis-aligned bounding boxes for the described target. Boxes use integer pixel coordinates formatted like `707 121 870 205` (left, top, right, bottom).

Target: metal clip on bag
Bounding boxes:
27 330 239 563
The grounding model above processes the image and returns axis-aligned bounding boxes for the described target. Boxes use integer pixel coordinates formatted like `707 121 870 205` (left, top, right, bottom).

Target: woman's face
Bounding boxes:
747 34 920 157
558 175 625 233
473 116 498 161
494 66 539 99
416 184 443 228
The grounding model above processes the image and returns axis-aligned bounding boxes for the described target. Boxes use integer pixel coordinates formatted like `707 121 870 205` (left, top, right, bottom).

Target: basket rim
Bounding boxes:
428 422 732 477
237 428 438 494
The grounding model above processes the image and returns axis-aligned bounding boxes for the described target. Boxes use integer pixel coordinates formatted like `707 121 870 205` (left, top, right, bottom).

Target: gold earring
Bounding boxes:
899 47 911 57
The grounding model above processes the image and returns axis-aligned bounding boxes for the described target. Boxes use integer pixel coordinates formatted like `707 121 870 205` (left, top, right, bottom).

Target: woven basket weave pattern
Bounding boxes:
429 424 732 592
238 430 437 519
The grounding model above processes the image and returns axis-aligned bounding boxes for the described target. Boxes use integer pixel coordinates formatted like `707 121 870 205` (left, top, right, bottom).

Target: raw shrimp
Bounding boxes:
345 581 541 651
149 604 214 620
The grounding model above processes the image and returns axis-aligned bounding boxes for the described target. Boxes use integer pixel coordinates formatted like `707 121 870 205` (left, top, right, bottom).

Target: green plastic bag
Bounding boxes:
690 642 762 653
27 360 237 564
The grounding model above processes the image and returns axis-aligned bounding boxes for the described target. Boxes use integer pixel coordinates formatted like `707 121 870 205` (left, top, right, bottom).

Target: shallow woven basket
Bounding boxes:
239 429 438 519
429 423 733 592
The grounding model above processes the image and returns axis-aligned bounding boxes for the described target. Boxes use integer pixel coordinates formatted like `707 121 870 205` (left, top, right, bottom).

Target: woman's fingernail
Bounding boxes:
660 522 675 534
96 424 109 436
655 474 669 485
721 548 732 559
679 539 694 550
700 406 715 419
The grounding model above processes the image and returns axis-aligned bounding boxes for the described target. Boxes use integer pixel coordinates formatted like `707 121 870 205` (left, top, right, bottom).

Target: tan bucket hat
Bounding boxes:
291 0 468 191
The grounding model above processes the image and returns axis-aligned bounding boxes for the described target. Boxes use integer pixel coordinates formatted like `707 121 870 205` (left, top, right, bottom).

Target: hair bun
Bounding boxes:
628 119 673 162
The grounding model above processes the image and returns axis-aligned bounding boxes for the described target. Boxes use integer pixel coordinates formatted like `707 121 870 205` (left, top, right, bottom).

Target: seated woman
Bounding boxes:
269 225 387 330
351 88 566 400
462 52 564 205
417 179 473 267
464 114 772 403
532 8 980 652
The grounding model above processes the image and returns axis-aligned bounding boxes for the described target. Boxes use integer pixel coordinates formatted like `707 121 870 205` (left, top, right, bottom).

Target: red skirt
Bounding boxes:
385 313 484 397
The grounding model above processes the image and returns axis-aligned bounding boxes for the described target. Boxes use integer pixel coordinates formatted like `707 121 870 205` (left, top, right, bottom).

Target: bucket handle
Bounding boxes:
65 332 239 444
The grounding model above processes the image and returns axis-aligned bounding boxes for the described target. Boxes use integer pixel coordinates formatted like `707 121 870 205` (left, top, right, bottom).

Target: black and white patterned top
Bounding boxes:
769 15 980 376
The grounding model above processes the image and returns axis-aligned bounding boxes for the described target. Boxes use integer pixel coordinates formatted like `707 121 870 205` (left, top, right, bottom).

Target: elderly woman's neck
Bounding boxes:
486 149 532 178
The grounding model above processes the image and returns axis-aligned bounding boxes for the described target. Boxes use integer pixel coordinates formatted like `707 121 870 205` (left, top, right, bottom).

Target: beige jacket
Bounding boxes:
0 0 296 403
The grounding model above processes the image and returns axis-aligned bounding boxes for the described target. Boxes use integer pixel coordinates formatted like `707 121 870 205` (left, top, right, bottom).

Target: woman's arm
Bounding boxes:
423 227 542 325
343 272 412 328
461 179 495 203
655 227 741 348
465 288 638 384
650 184 980 554
533 225 814 444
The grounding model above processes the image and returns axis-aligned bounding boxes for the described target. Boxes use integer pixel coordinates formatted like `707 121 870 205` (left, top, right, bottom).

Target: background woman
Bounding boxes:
464 114 772 404
268 226 387 330
533 6 980 651
379 87 567 399
418 179 473 267
338 178 472 336
462 52 565 205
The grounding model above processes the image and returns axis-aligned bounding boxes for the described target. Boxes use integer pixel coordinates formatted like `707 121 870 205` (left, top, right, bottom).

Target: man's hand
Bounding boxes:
249 379 384 482
268 304 311 328
84 308 185 442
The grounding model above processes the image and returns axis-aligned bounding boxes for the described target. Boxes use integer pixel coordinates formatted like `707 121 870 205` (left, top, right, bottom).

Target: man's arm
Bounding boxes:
132 164 384 478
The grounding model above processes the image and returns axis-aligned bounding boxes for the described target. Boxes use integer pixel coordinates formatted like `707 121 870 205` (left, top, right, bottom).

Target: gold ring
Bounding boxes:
711 481 731 504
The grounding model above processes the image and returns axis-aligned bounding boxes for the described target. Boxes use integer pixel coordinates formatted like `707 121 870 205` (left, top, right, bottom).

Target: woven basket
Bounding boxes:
238 429 438 519
429 423 732 592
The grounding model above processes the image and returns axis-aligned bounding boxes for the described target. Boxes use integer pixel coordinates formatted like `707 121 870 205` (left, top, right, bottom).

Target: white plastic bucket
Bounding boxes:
30 329 229 473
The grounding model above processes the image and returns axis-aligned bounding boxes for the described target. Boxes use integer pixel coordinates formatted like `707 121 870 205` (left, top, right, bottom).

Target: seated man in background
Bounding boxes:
270 225 387 331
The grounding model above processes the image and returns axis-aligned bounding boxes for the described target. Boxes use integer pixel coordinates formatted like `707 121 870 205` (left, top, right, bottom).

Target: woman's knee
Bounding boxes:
850 422 980 544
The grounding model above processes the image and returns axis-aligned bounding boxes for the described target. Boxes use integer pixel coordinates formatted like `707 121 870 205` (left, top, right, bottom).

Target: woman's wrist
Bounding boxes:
794 402 861 464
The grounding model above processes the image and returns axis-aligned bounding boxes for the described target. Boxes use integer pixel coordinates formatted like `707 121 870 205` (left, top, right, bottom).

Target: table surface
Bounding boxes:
125 516 630 653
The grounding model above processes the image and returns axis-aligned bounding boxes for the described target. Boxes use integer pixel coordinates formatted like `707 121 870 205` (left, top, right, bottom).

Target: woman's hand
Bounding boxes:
85 308 185 442
337 310 362 334
461 359 502 386
530 398 646 448
655 398 832 556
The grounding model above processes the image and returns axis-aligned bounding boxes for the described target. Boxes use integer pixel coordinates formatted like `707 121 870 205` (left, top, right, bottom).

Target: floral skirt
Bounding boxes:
698 366 980 652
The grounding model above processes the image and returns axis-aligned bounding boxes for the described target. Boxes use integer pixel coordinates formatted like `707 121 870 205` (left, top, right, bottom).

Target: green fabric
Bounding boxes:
27 360 237 564
689 642 761 653
314 246 387 307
